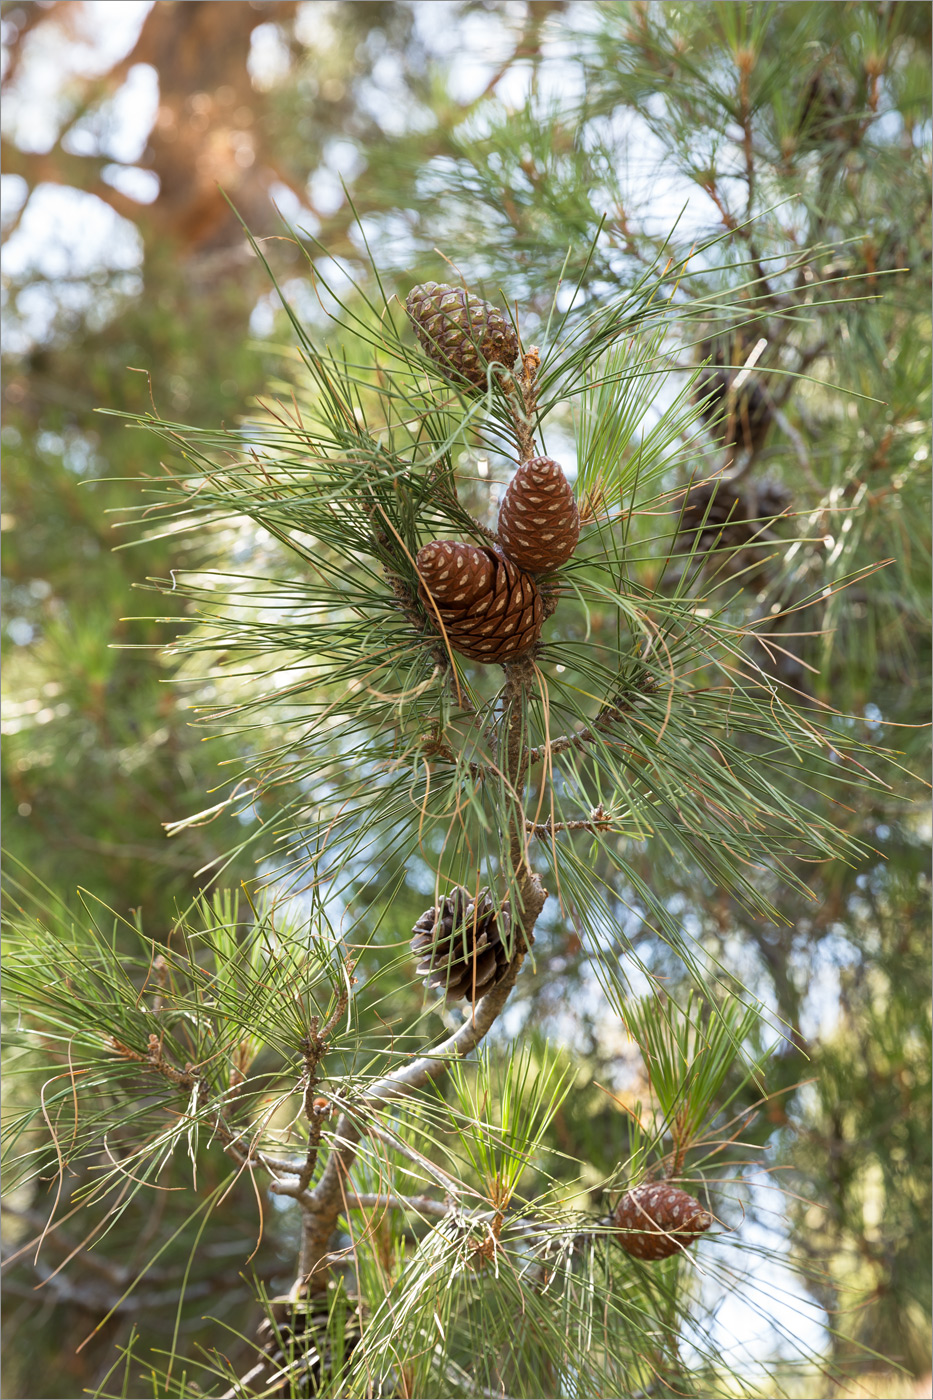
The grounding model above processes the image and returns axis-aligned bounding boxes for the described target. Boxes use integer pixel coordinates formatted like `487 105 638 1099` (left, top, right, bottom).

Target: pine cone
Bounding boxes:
416 539 543 663
676 477 792 592
677 478 792 555
695 345 772 454
406 282 519 390
411 887 511 1005
497 456 580 574
248 1287 362 1398
798 70 857 147
613 1183 712 1262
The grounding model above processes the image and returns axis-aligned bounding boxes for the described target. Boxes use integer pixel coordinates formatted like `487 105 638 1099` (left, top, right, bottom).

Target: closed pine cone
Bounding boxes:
613 1182 712 1261
416 539 543 663
411 887 511 1005
497 456 580 574
406 281 519 390
677 477 792 590
678 477 792 554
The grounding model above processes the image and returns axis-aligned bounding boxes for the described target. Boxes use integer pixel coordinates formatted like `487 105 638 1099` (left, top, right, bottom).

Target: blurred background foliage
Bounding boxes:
1 2 930 1396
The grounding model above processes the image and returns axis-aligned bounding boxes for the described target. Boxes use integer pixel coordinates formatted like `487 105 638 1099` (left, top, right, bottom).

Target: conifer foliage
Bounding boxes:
3 224 901 1398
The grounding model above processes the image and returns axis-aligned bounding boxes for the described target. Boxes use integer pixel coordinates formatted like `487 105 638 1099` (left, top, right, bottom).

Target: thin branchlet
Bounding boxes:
527 670 660 767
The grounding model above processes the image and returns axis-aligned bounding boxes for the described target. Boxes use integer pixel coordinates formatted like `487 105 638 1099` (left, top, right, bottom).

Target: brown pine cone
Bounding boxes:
497 456 580 574
676 477 792 591
798 69 858 147
406 281 519 391
411 886 511 1005
613 1183 712 1261
416 539 543 663
677 478 792 554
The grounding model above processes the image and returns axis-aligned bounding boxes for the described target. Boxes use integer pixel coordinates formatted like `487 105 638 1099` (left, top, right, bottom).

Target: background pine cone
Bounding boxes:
243 1287 362 1398
695 342 773 454
497 456 580 574
676 476 792 591
411 887 511 1005
416 539 543 662
798 68 858 147
612 1183 712 1261
406 281 519 390
677 477 792 556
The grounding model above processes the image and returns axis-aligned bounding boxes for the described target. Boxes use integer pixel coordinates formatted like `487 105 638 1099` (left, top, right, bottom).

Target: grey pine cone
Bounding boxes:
246 1287 362 1398
695 341 772 453
411 887 511 1005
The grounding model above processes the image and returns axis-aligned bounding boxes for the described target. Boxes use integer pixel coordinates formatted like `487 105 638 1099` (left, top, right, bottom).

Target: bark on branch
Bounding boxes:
287 950 533 1292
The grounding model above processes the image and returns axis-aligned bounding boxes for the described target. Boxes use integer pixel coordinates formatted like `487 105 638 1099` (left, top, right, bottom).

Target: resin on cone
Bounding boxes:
613 1182 712 1261
497 457 580 574
406 282 519 391
411 887 510 1005
416 539 543 663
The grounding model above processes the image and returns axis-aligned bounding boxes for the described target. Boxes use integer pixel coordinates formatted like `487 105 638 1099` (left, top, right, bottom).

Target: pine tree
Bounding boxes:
2 219 912 1396
2 4 929 1398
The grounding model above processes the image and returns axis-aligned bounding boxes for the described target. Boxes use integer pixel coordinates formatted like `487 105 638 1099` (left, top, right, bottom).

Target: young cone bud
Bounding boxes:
613 1183 712 1261
406 281 519 390
497 456 580 574
411 887 510 1005
416 539 543 663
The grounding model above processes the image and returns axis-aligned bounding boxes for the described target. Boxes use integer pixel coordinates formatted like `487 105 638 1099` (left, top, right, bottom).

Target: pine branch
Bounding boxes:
293 976 353 1194
527 671 659 767
106 1035 280 1176
284 952 530 1293
273 646 550 1297
526 806 613 838
504 345 544 461
343 1192 451 1219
